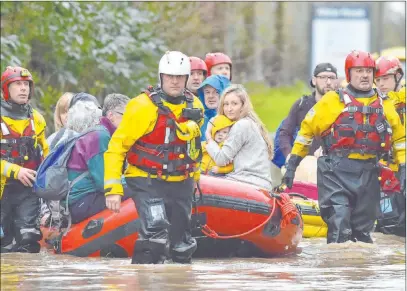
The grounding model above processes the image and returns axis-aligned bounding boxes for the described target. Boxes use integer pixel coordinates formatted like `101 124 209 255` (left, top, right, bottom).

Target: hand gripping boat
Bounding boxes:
42 175 303 258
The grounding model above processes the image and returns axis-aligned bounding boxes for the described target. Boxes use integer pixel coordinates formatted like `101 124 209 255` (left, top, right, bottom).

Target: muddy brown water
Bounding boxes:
1 233 405 291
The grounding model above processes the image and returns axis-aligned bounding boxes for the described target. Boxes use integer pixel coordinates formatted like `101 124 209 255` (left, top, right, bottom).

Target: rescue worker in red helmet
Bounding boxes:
375 56 406 236
0 66 49 253
186 56 207 95
104 51 204 264
375 56 404 94
279 50 406 244
375 56 405 127
205 52 232 80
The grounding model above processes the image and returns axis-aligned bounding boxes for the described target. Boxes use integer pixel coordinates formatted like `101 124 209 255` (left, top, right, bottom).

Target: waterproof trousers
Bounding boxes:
317 155 381 244
0 180 42 253
126 177 197 264
376 192 406 236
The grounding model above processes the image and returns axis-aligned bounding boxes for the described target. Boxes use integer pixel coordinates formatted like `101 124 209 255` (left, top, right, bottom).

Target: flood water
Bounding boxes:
1 233 405 291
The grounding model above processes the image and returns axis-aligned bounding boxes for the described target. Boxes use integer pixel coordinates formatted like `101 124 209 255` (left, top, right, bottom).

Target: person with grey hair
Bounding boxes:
66 101 102 133
42 93 130 229
48 92 102 150
41 93 103 227
102 93 130 128
62 93 130 224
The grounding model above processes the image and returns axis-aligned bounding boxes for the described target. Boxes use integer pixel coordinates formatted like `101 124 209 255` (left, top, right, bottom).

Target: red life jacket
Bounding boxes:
395 102 405 125
321 89 392 157
127 88 202 179
0 114 42 170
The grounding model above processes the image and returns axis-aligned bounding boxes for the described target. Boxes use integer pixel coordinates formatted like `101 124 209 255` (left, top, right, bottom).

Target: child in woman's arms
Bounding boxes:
201 115 235 176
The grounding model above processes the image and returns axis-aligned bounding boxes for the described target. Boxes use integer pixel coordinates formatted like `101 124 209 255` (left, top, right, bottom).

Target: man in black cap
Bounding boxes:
278 63 338 159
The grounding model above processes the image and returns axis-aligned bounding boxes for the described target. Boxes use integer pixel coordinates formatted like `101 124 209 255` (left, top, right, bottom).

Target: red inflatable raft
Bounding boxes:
42 175 303 258
284 181 318 200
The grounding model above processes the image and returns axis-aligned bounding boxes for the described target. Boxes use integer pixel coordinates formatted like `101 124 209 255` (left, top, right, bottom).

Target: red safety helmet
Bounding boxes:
205 52 233 79
1 66 34 101
375 56 404 78
189 56 208 76
344 50 376 82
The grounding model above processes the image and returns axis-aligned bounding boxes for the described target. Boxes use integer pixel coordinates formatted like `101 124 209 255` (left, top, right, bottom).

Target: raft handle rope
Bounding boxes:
194 183 299 240
200 197 277 240
287 193 309 200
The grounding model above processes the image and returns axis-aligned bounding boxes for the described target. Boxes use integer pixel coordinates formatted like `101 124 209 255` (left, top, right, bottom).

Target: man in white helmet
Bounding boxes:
104 51 204 264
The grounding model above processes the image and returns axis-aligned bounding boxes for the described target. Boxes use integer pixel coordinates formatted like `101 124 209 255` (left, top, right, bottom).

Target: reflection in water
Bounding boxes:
1 233 405 291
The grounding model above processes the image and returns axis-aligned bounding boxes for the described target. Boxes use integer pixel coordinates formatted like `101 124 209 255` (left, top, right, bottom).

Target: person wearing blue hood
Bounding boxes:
197 75 231 141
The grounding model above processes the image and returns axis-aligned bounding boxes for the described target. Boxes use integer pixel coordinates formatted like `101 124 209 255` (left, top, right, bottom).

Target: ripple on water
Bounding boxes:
0 233 405 291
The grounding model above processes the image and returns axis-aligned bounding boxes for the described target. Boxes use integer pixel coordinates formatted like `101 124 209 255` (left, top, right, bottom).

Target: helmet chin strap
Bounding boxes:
394 71 404 91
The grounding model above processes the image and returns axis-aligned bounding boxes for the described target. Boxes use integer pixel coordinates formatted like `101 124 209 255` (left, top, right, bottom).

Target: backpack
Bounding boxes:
35 125 106 234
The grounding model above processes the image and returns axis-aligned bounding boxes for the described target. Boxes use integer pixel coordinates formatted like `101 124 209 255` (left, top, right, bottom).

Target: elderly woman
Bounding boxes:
205 84 274 190
65 93 130 224
47 92 101 150
41 93 103 226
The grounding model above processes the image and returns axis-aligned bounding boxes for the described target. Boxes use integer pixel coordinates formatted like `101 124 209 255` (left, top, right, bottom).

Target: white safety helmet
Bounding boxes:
158 51 191 85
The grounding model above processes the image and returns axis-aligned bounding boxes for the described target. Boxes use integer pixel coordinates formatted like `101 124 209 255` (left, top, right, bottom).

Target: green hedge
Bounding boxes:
244 81 312 132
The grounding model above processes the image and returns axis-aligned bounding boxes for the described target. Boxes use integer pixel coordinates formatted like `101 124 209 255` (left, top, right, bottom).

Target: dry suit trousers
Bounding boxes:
1 180 42 250
317 155 381 243
126 176 197 263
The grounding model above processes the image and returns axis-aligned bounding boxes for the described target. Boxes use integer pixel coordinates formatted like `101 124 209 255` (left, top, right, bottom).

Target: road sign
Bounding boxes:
310 5 371 78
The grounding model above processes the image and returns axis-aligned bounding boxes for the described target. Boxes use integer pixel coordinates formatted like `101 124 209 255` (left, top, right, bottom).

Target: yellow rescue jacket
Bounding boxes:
201 142 234 174
387 86 406 128
104 92 204 196
200 115 235 174
291 90 406 165
1 109 49 199
379 87 406 171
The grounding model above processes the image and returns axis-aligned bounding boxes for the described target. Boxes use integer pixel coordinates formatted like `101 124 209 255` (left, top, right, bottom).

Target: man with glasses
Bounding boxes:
102 93 129 127
272 63 337 180
281 50 406 244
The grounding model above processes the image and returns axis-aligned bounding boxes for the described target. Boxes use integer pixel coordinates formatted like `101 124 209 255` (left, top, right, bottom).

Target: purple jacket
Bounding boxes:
66 117 116 204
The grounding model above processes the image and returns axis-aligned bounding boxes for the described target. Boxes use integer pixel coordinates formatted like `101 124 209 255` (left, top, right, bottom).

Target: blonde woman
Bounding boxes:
47 92 74 150
205 84 274 190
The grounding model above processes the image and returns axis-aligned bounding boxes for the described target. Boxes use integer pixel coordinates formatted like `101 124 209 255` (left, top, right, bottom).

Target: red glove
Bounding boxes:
379 164 401 194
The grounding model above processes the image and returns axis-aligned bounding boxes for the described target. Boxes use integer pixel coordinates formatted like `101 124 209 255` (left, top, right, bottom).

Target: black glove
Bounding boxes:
281 154 303 189
398 164 406 197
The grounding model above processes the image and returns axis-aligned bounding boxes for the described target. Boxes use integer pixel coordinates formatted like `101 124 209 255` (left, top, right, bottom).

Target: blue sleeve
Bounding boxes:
200 118 208 142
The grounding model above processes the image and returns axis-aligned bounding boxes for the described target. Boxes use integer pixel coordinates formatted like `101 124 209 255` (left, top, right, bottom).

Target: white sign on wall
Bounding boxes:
311 6 371 78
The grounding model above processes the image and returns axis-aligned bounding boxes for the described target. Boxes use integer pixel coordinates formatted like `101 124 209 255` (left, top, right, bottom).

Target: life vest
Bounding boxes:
0 114 42 170
321 89 392 157
395 102 405 125
127 88 201 179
